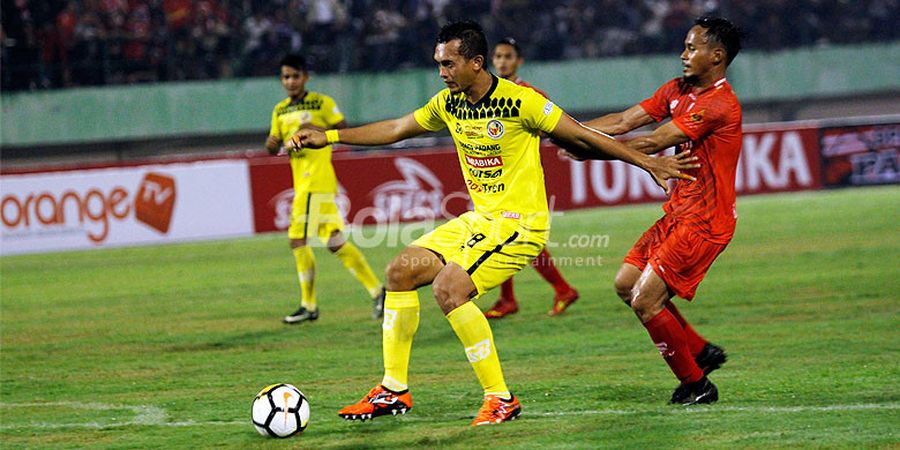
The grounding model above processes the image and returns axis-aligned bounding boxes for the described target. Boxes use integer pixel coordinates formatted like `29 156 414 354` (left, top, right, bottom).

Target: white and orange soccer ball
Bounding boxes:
251 383 310 438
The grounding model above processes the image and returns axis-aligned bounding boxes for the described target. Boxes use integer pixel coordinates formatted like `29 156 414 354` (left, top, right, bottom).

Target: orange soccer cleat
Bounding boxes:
548 288 580 316
337 385 412 421
471 394 522 426
484 297 519 319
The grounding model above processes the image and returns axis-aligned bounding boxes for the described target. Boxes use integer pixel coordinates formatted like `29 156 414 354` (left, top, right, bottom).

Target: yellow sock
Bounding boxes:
334 242 382 298
292 246 316 311
446 302 510 398
381 291 420 392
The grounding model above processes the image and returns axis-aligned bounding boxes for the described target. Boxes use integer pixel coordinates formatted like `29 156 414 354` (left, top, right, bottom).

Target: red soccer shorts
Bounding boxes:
623 215 728 301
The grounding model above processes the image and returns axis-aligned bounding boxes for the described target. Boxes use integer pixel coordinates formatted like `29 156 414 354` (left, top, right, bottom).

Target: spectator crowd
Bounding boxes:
2 0 897 91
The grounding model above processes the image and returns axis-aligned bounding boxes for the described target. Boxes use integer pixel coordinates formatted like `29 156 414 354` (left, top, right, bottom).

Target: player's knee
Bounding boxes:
431 278 450 304
326 232 346 253
630 294 662 322
613 275 633 301
384 258 412 291
431 273 466 315
290 238 307 249
629 296 649 320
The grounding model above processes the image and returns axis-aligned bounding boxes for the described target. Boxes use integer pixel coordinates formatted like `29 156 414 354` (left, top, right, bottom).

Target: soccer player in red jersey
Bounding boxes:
565 16 743 404
484 37 580 319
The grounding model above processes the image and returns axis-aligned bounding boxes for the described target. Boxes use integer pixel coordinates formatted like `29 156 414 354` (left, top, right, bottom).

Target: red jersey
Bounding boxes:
639 77 742 244
512 77 549 99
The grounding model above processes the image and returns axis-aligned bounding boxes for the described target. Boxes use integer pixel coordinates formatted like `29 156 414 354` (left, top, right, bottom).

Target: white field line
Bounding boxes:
0 401 897 431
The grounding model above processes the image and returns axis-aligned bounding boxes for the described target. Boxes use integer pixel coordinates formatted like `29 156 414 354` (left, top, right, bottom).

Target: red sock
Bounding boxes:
531 249 572 294
499 278 516 302
665 301 707 357
643 309 704 384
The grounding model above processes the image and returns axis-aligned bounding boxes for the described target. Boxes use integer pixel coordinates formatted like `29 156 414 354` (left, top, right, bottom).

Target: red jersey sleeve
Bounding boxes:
639 78 680 122
671 92 730 141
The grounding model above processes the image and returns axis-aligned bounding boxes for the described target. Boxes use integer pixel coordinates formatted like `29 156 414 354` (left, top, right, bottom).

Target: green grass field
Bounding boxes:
2 186 898 449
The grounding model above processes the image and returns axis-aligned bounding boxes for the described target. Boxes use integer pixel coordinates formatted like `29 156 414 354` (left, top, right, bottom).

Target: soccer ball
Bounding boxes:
251 383 310 438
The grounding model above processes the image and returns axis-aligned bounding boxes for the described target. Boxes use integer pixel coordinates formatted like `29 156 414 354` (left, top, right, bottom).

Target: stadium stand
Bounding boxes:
2 0 897 91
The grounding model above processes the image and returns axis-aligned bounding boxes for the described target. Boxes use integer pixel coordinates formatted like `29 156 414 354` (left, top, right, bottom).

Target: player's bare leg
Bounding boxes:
327 230 385 319
631 265 717 405
284 238 318 323
338 246 441 421
614 263 642 306
615 262 725 372
433 263 520 425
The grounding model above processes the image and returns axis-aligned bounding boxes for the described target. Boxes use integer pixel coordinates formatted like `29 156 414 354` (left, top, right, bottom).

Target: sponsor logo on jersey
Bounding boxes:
670 99 680 111
486 119 504 139
456 122 484 139
467 167 503 179
465 155 503 168
543 100 554 116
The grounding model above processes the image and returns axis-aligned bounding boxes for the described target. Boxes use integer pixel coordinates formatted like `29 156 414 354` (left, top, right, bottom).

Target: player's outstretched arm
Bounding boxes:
549 114 698 194
290 113 428 150
623 121 691 154
553 105 658 161
582 104 656 136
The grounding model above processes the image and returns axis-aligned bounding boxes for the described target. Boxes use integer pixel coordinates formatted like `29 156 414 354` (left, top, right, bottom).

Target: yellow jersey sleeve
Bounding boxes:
319 95 346 128
269 106 281 138
518 88 563 134
414 91 450 132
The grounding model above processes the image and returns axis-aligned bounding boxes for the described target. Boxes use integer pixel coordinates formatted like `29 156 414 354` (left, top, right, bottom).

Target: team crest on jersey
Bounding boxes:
486 119 504 139
688 110 705 124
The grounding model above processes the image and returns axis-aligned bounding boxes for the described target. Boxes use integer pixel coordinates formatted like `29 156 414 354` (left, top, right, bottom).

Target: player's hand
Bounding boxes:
290 129 327 150
265 135 282 155
644 151 700 195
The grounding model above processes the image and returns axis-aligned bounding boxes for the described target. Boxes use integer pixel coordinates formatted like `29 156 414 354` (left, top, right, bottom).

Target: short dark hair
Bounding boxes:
494 37 522 57
279 54 307 71
694 16 743 65
437 21 488 61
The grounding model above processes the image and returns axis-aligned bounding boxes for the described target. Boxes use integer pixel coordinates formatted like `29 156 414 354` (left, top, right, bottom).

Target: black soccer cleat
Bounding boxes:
283 306 319 324
695 343 727 375
670 377 718 405
372 288 386 320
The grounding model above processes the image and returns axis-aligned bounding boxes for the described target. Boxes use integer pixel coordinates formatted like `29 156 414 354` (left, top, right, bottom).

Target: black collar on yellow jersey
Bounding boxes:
464 75 498 110
289 91 309 104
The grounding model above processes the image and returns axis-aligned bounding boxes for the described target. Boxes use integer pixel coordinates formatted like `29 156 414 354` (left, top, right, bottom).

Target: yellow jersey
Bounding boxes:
270 91 345 193
414 76 563 229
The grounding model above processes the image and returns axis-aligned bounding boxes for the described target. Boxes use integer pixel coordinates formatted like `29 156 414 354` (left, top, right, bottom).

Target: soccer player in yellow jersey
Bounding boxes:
266 54 385 324
290 22 697 426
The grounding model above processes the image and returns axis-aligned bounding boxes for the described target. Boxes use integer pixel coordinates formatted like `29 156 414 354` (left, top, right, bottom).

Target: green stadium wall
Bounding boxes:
2 42 898 147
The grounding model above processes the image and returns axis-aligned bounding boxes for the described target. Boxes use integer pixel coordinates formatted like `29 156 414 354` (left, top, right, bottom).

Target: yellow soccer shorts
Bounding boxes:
288 191 345 242
412 211 548 296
